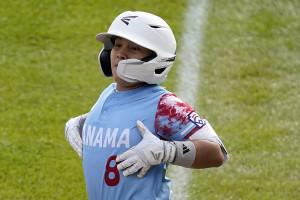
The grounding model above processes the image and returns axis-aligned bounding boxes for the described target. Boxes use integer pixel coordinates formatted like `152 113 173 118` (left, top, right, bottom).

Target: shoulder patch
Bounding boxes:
187 111 206 129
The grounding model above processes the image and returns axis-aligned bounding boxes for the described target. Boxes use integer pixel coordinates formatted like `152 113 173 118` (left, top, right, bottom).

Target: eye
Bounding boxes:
131 46 140 51
114 43 121 48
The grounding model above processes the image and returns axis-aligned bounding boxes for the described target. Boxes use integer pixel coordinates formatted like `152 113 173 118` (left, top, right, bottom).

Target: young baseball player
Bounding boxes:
65 11 228 200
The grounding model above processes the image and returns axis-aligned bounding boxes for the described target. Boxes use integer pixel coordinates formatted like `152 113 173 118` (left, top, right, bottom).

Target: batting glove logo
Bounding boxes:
187 111 206 129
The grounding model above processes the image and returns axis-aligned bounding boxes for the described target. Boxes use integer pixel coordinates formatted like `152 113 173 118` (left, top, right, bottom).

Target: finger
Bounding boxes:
77 151 83 158
136 120 148 137
117 155 138 171
122 162 142 177
137 165 151 178
70 140 82 156
65 119 77 141
64 123 69 139
65 120 73 140
116 149 135 162
69 133 82 150
72 127 83 145
70 138 80 150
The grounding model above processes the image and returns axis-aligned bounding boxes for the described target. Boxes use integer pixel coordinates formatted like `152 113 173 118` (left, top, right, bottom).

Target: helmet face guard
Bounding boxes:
116 57 175 84
96 11 176 84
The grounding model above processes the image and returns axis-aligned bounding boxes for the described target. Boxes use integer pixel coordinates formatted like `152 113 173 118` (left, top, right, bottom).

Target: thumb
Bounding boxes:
136 120 150 137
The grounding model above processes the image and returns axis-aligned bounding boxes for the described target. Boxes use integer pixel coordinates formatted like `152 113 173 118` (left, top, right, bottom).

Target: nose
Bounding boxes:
117 49 127 60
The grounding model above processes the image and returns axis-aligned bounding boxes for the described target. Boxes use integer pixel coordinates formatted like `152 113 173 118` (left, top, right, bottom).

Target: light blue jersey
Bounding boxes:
82 83 226 200
83 83 172 200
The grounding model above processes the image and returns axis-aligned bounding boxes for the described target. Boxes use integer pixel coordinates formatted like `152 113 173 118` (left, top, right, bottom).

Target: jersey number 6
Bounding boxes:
105 155 120 186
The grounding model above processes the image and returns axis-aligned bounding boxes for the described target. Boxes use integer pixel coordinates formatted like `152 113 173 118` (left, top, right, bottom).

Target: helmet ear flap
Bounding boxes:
99 49 112 77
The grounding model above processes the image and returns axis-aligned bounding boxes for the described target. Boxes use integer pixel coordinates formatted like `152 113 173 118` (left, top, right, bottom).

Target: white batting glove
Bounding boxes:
64 113 88 158
116 120 176 178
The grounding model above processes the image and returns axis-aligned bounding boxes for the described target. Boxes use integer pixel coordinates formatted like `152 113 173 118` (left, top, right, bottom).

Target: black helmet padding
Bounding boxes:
99 49 112 77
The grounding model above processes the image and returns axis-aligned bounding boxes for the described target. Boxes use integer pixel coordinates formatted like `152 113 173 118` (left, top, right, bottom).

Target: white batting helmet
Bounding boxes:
96 11 177 84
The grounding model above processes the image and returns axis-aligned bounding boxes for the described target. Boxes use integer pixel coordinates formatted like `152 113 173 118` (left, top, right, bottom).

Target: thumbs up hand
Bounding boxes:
116 120 176 178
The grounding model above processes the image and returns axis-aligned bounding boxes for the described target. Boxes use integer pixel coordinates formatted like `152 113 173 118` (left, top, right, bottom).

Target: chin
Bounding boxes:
114 76 131 85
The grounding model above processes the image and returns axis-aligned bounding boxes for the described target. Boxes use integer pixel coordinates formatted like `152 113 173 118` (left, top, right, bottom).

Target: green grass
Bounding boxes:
0 0 299 199
186 0 299 199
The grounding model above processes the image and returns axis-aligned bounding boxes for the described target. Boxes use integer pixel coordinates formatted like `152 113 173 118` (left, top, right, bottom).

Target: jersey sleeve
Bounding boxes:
155 93 205 141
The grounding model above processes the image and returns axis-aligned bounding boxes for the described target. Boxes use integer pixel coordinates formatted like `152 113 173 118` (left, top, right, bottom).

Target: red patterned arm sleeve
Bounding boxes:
155 93 204 141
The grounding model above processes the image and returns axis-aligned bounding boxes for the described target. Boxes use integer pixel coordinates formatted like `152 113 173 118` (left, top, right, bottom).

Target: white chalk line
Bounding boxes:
168 0 209 199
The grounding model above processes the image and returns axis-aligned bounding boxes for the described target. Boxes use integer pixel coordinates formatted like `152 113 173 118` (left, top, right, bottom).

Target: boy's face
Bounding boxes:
110 37 155 91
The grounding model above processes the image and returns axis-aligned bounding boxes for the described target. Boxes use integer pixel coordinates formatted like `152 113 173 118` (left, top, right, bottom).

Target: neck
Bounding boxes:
116 82 147 91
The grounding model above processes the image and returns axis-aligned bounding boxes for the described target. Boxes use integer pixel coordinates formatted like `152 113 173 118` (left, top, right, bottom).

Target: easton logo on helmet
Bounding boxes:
121 16 138 25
